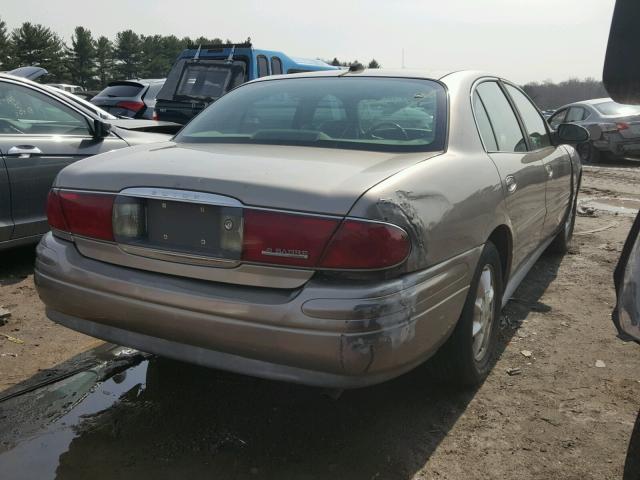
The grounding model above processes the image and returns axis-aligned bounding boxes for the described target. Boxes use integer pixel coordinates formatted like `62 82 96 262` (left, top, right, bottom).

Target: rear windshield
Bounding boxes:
175 62 246 100
593 101 640 116
98 84 144 98
175 77 447 152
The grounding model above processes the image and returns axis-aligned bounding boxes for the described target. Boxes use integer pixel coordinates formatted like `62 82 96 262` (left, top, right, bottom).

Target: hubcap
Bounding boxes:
472 265 496 362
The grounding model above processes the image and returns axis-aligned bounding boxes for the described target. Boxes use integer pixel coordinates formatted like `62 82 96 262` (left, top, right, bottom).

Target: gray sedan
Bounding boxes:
548 97 640 162
35 70 586 388
0 73 180 250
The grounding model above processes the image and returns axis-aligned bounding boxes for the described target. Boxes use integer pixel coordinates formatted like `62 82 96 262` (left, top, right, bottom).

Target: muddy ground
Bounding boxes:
0 162 639 480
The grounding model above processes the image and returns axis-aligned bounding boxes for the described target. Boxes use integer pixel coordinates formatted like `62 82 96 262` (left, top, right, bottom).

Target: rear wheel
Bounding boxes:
577 142 601 163
547 175 579 254
428 242 503 387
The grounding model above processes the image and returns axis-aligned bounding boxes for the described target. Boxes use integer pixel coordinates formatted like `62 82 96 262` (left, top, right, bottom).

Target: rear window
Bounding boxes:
176 77 447 153
98 84 144 98
175 62 246 100
593 101 640 116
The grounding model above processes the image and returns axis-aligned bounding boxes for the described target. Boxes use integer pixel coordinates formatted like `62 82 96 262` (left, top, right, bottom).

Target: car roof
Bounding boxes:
247 68 490 83
557 98 612 110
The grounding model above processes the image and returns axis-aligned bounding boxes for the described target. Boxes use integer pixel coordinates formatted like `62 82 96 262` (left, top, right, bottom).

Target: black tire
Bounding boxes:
427 241 503 387
547 175 580 254
577 142 601 164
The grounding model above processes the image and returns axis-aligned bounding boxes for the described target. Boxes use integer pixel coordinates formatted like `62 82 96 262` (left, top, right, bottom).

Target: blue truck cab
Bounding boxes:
156 42 338 124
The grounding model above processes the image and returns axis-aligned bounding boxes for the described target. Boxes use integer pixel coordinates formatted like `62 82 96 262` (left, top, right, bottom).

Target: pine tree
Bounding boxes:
114 30 141 79
95 36 114 88
10 22 67 81
67 26 96 88
368 59 380 69
0 17 11 69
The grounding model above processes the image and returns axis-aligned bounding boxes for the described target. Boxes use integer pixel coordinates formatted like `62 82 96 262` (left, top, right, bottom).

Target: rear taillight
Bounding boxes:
47 190 115 241
116 100 145 113
242 210 339 268
319 220 410 269
601 122 631 133
46 190 68 232
241 210 410 270
46 189 411 270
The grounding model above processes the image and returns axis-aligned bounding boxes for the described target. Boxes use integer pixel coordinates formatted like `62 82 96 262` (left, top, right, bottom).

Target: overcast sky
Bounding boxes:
2 0 616 84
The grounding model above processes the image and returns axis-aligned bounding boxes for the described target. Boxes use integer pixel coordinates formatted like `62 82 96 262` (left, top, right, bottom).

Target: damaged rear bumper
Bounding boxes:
35 233 479 388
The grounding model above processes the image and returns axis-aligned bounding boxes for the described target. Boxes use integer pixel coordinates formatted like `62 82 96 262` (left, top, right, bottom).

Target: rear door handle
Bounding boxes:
505 175 517 193
8 145 43 158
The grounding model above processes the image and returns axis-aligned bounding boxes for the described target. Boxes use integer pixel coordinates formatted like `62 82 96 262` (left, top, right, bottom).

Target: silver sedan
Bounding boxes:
548 97 640 162
35 70 587 388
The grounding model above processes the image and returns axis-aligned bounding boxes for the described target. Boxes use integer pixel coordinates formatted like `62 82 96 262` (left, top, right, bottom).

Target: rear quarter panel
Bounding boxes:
348 150 507 272
348 71 510 274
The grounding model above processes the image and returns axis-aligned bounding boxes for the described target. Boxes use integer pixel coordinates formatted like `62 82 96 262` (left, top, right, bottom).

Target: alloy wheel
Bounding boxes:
472 264 496 362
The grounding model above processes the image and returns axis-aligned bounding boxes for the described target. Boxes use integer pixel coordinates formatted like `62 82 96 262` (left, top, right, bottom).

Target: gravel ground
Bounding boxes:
0 161 639 480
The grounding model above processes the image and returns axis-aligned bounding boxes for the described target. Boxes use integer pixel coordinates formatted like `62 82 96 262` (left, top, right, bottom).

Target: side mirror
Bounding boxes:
613 211 640 343
556 123 589 143
92 119 111 139
603 0 640 104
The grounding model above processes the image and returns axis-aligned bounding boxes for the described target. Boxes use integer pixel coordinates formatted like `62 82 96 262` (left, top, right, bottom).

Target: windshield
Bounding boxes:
175 61 246 100
175 77 447 152
593 100 640 116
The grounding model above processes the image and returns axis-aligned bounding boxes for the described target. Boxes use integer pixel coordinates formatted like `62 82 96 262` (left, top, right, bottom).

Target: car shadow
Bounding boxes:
0 245 37 286
0 251 565 480
497 251 565 356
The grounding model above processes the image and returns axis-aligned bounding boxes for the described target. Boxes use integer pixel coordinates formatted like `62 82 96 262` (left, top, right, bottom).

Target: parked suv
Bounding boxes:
155 42 338 124
91 79 165 120
548 97 640 162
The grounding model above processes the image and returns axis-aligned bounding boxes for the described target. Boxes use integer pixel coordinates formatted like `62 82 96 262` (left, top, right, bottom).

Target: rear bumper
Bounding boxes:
35 233 479 388
594 137 640 155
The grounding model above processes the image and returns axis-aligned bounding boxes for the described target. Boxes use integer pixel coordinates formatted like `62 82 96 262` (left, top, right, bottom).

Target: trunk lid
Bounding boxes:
56 142 441 216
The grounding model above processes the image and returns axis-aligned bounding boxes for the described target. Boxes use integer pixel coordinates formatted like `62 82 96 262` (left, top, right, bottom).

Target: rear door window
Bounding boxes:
271 57 283 75
257 55 269 78
566 106 586 122
505 84 551 150
476 82 526 152
98 84 144 98
473 91 498 151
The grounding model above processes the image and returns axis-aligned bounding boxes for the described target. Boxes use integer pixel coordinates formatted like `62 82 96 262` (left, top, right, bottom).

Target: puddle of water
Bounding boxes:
0 362 148 480
580 196 640 215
